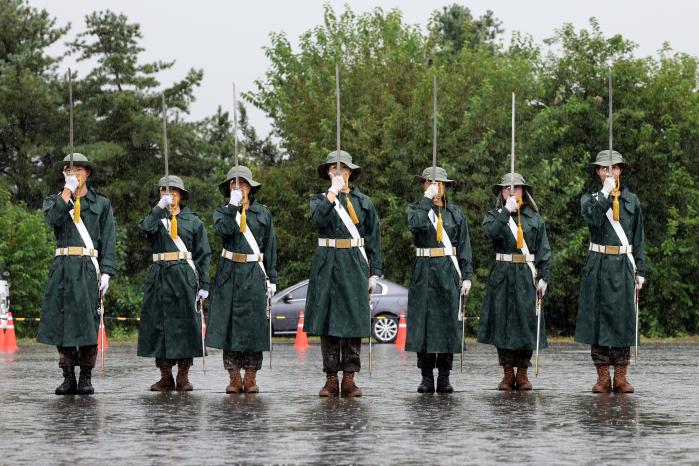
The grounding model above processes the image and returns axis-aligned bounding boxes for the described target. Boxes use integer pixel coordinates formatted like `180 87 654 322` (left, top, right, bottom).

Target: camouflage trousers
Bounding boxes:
591 345 630 366
321 336 361 373
223 351 263 371
155 358 193 368
58 345 97 368
497 348 533 368
417 352 453 371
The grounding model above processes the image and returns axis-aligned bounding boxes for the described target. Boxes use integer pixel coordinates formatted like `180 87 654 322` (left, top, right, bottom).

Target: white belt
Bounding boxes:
221 249 264 263
495 253 535 263
318 238 365 249
589 243 633 255
152 251 192 262
415 247 456 257
55 247 99 258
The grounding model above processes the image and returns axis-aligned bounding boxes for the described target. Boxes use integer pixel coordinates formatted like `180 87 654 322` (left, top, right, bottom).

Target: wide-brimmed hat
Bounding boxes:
56 153 97 173
317 150 361 180
416 166 454 184
591 150 626 168
491 172 531 197
218 165 261 197
156 175 190 200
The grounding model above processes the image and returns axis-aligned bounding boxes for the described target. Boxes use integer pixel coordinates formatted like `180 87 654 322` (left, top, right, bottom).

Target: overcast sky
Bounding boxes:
32 0 698 137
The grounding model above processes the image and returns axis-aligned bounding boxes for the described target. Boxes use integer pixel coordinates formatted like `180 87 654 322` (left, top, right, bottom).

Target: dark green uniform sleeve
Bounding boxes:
407 197 433 233
535 217 552 283
483 208 511 241
363 197 382 277
632 196 646 278
98 198 117 276
311 194 335 228
581 191 612 227
193 219 212 291
213 204 241 238
138 206 166 234
457 212 473 281
43 194 71 228
263 211 278 285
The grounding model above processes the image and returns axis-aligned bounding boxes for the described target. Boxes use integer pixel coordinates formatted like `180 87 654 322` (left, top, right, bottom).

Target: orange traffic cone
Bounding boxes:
395 311 407 350
294 310 309 350
97 318 109 351
0 315 6 350
3 312 18 353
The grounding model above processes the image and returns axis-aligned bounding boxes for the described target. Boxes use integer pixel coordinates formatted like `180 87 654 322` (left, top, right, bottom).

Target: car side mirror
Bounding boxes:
282 293 293 303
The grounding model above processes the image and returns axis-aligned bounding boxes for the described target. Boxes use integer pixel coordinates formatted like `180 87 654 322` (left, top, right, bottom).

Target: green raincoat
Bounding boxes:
137 205 211 359
38 187 117 347
575 186 646 347
304 187 382 338
405 197 473 354
477 205 551 350
206 198 277 352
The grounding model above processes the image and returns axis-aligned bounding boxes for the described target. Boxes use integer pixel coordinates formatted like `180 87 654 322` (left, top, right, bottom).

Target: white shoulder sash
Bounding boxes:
605 209 637 274
234 210 268 278
69 207 100 279
503 211 537 285
427 209 461 279
160 218 198 279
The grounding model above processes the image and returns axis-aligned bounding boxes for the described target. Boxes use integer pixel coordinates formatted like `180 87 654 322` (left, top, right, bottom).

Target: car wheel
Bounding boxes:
372 315 398 343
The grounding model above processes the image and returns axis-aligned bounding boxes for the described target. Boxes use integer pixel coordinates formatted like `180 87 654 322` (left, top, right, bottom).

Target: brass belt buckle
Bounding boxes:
512 254 526 264
605 245 620 255
336 239 351 249
431 248 445 257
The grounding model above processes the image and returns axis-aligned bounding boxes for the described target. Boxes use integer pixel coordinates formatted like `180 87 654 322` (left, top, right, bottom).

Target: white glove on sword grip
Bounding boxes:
328 175 345 195
158 194 174 209
505 196 519 213
424 183 439 200
196 289 209 301
601 176 616 198
368 275 379 293
99 274 110 298
229 189 243 206
64 173 79 193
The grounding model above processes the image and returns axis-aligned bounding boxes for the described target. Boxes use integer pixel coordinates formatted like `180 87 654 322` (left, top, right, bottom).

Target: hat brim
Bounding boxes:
416 175 455 184
155 185 190 201
317 162 361 180
57 160 97 173
219 176 261 197
492 183 532 197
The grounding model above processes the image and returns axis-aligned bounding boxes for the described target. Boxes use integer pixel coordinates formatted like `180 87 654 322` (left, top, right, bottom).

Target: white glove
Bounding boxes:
636 276 645 290
505 196 519 213
601 176 616 198
158 194 174 209
64 173 79 193
196 289 209 301
368 275 379 293
328 175 345 195
424 183 439 200
99 274 110 298
229 189 243 206
537 279 547 298
461 279 472 296
268 283 277 297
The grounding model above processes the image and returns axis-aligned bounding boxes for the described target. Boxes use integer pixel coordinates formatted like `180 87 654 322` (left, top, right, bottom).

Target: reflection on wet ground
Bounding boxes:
2 343 698 464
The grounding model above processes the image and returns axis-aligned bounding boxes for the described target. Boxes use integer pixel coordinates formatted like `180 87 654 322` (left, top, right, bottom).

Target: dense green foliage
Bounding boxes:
1 1 698 337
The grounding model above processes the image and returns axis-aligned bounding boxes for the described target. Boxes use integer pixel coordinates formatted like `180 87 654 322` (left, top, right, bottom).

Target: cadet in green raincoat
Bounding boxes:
575 151 646 394
477 173 551 391
406 167 473 394
206 165 277 394
304 151 382 397
38 153 117 395
137 175 211 392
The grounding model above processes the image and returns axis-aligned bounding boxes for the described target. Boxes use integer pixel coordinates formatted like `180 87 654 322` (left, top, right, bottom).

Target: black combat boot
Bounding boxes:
436 369 454 393
55 366 78 395
77 366 94 395
417 368 435 393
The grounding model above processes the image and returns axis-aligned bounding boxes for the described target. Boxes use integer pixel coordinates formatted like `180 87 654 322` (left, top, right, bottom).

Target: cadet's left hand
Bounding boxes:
368 275 379 293
99 274 110 298
267 283 277 298
635 275 645 291
537 279 547 298
196 289 209 301
460 279 472 296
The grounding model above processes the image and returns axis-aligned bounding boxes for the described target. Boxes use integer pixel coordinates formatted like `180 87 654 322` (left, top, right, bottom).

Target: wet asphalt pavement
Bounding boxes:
1 342 698 465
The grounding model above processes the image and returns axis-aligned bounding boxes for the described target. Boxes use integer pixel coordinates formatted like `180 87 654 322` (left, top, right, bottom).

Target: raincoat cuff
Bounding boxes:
418 197 433 211
54 195 71 214
596 193 612 210
222 203 240 215
370 267 383 277
318 196 335 215
495 208 510 223
100 265 117 276
151 205 165 216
